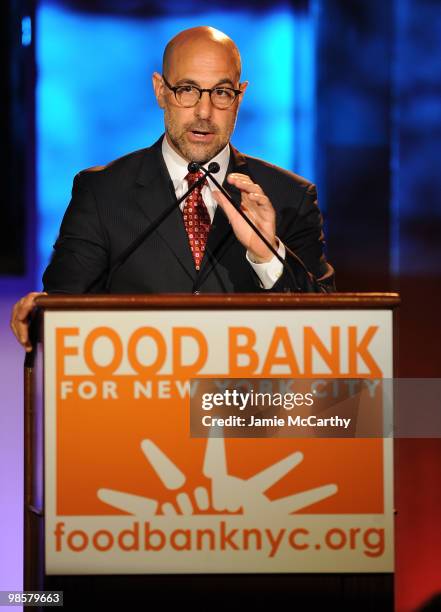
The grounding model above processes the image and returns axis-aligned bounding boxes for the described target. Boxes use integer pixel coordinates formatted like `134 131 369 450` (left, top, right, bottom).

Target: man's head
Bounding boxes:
153 26 247 163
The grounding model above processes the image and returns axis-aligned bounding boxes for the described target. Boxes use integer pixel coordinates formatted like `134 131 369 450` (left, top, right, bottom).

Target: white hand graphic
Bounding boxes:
98 435 337 516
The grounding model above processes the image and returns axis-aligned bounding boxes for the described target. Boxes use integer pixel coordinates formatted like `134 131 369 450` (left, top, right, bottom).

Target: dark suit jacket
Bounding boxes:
42 136 335 294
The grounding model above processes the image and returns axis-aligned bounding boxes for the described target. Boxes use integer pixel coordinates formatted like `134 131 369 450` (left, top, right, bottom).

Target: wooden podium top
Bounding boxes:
35 292 400 310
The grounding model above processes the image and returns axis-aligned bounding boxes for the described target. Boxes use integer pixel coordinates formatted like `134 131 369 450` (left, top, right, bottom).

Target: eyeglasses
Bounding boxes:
162 75 242 109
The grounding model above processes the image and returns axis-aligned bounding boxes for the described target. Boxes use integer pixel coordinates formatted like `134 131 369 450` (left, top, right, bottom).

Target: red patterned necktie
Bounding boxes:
182 170 211 271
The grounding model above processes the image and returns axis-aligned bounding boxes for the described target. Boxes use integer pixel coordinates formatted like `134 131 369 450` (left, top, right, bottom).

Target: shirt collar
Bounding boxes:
161 134 230 190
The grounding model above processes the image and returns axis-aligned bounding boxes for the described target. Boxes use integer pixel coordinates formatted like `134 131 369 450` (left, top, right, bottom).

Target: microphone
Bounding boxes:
187 161 201 173
191 161 319 292
103 162 210 292
208 162 221 174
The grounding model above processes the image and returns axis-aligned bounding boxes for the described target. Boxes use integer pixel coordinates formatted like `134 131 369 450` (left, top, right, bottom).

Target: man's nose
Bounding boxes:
194 91 213 120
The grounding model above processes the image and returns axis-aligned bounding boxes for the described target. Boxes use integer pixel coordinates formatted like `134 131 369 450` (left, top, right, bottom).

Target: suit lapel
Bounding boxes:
132 138 196 279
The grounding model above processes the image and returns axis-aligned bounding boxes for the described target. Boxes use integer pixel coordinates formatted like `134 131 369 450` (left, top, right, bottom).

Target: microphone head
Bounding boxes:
208 162 220 174
187 161 200 173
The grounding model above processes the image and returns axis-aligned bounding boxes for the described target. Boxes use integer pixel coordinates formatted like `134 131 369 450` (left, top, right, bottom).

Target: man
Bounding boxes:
11 26 334 351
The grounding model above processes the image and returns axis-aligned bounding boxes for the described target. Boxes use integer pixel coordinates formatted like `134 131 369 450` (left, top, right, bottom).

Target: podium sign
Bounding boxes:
41 297 395 575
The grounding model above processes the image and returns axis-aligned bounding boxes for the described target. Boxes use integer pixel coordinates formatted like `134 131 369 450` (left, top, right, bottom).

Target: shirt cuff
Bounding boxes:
246 239 286 289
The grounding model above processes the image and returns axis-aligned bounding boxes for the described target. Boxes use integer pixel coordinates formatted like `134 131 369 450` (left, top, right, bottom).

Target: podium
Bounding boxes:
24 293 399 609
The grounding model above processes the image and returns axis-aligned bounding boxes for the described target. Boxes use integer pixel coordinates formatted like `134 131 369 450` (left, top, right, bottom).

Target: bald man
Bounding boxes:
11 26 334 351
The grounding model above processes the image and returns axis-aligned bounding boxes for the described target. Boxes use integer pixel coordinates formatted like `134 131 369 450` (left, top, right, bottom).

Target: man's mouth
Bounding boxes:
187 129 215 143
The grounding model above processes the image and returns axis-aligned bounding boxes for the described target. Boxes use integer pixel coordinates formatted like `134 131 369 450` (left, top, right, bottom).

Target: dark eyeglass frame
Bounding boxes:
162 75 243 108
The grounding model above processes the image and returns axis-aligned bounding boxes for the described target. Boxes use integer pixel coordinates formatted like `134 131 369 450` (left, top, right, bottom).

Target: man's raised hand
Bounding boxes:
212 173 278 263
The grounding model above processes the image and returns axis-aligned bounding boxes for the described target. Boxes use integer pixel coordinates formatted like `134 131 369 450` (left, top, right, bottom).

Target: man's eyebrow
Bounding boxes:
174 78 237 88
174 78 200 86
212 79 236 88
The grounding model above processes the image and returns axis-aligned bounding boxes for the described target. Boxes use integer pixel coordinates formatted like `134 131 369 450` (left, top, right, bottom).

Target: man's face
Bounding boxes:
153 40 247 163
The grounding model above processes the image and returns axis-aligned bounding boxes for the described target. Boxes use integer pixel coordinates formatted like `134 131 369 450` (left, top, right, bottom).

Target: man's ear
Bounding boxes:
152 72 165 109
237 81 248 109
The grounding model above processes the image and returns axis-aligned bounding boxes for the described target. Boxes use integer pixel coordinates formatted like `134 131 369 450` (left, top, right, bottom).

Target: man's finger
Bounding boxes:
227 172 255 184
213 190 273 230
11 310 31 346
227 174 264 195
10 302 25 344
10 318 29 348
212 190 242 224
248 193 271 207
16 299 33 322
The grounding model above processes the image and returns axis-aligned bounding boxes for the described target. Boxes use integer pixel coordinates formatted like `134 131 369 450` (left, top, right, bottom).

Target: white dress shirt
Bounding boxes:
161 136 285 289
